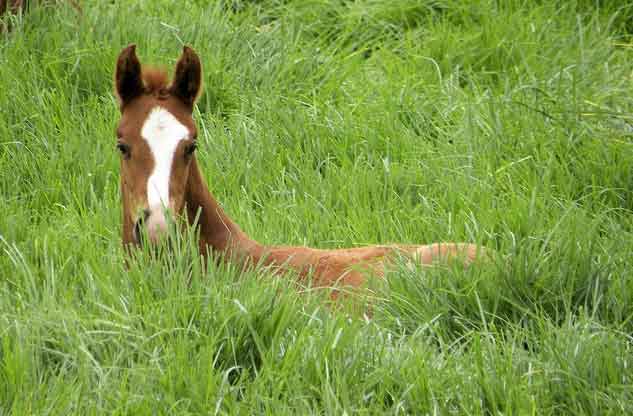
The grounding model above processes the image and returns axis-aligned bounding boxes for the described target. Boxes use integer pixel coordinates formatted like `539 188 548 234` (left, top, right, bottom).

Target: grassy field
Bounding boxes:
1 0 633 414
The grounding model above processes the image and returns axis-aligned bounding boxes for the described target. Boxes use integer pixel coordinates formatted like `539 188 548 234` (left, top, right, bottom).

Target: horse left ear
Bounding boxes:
115 44 144 109
170 46 202 108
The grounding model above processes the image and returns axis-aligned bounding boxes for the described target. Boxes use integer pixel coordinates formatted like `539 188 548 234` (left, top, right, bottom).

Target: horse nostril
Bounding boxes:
133 209 151 244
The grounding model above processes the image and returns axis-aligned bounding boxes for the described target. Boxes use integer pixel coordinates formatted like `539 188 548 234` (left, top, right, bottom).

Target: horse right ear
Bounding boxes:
169 46 202 109
115 44 144 109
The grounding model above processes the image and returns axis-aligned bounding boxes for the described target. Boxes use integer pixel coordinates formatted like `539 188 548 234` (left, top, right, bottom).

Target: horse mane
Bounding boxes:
142 67 169 95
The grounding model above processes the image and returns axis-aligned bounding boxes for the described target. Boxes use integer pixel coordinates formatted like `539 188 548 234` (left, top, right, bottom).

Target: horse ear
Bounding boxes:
115 44 144 108
170 46 202 108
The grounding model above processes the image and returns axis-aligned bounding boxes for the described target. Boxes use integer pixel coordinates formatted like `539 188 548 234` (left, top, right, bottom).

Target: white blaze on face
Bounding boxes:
141 106 189 239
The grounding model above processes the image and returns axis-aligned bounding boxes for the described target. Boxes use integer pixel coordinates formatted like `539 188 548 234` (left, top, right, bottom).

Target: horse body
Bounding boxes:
182 146 482 289
114 45 486 292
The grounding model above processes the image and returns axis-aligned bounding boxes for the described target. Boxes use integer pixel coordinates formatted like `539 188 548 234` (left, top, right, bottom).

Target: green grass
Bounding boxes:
1 0 633 413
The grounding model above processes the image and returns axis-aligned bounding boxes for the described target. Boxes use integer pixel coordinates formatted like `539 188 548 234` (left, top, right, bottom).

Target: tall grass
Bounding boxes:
1 0 632 413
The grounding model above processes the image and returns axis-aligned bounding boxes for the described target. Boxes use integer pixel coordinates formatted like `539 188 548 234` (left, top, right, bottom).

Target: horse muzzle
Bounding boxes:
133 207 171 245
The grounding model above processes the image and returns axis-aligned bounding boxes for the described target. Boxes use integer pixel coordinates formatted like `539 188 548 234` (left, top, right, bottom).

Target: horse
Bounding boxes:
113 44 489 294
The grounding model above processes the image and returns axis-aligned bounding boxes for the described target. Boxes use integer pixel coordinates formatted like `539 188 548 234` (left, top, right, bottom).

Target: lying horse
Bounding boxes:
114 45 488 292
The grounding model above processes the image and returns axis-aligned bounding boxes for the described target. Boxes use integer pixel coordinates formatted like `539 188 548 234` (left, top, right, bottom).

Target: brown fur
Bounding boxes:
114 45 490 296
142 67 169 96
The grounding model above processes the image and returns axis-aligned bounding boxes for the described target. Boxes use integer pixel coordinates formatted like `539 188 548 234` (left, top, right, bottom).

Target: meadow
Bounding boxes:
1 0 633 414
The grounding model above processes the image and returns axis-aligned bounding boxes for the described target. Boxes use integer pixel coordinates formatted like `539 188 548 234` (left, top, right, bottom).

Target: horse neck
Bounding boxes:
184 157 263 261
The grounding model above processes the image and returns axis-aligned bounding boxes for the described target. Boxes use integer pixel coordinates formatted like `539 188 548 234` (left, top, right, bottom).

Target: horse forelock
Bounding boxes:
142 67 169 97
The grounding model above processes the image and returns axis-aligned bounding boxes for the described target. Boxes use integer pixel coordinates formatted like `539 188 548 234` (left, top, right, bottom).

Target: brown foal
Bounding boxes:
114 44 488 292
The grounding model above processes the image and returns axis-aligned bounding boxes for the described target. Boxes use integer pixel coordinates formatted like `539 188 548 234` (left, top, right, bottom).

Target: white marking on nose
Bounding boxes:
141 106 189 211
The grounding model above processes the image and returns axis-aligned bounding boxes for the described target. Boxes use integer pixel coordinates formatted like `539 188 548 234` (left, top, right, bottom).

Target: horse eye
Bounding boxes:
116 142 131 158
185 142 197 157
